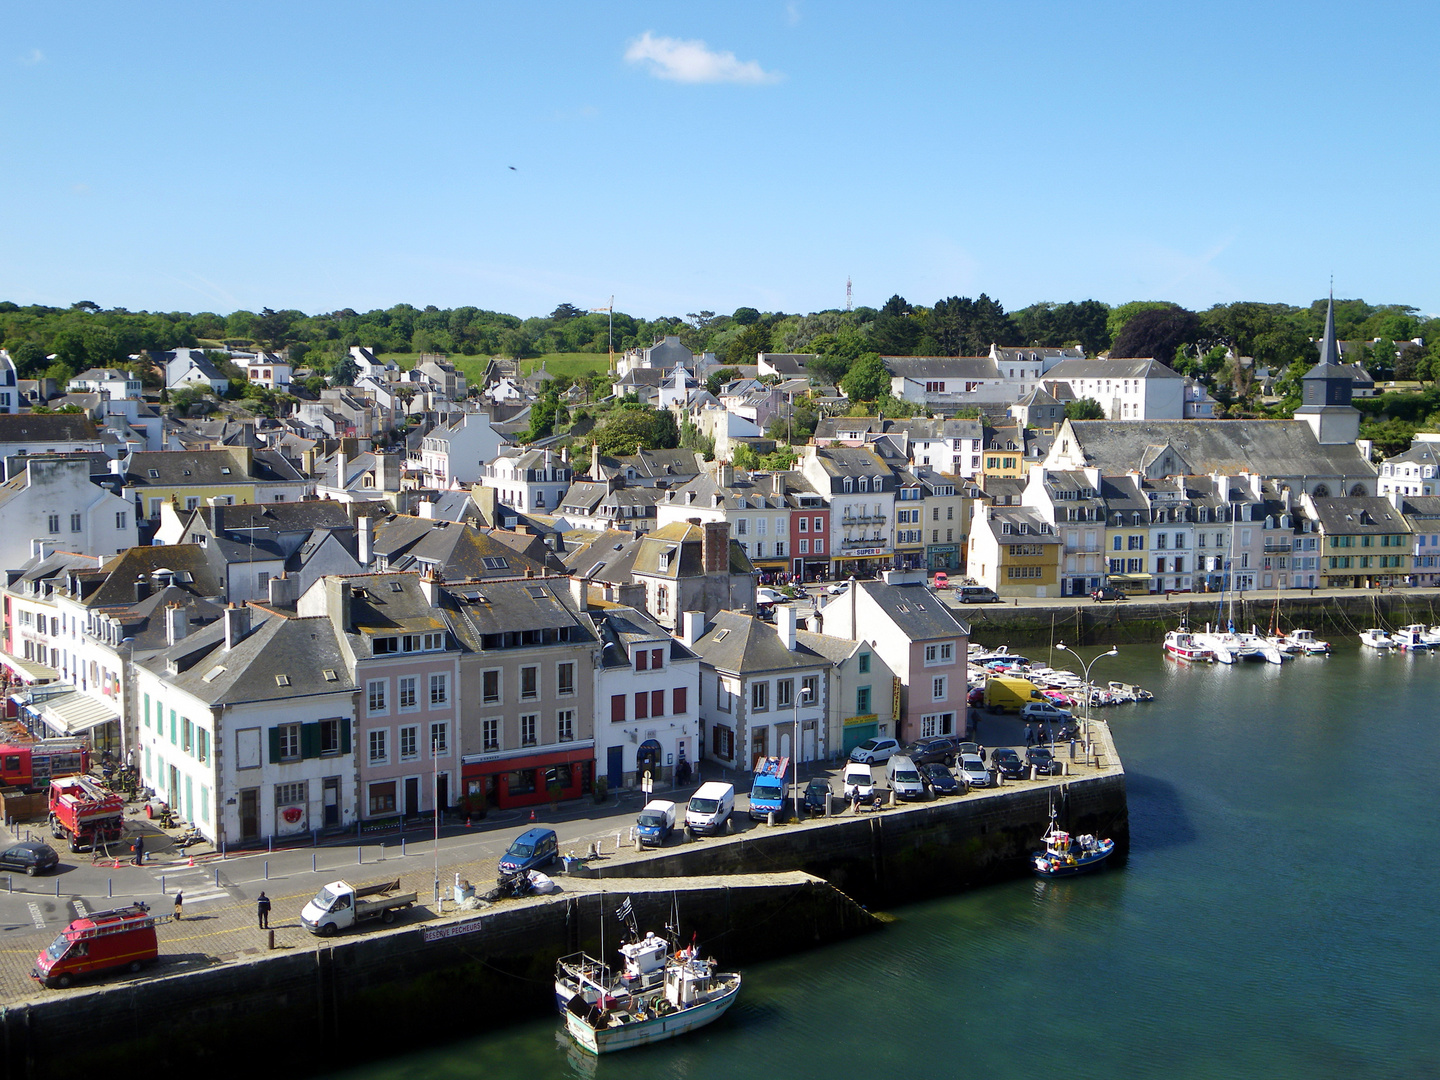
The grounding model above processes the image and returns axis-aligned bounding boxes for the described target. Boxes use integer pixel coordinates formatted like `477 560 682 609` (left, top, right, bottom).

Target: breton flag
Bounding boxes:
615 897 633 923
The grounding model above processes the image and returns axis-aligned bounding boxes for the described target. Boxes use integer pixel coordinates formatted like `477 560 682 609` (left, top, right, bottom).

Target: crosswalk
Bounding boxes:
160 862 231 906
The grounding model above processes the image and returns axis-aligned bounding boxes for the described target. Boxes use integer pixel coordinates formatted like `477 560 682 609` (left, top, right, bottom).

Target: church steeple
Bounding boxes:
1316 290 1343 369
1295 287 1359 444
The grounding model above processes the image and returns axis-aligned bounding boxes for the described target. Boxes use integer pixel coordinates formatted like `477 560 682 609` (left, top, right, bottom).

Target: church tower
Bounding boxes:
1295 292 1361 445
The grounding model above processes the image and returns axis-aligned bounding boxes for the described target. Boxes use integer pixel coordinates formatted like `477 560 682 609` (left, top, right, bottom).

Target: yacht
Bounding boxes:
1360 628 1398 650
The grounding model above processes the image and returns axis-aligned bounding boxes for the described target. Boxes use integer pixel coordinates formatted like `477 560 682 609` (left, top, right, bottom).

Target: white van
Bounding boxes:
886 755 926 800
685 782 735 836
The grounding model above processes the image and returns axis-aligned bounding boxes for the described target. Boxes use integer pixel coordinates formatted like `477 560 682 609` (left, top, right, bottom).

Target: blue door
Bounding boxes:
607 746 624 791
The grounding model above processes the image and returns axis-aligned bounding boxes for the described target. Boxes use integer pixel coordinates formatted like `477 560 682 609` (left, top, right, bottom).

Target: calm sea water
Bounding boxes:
326 646 1440 1080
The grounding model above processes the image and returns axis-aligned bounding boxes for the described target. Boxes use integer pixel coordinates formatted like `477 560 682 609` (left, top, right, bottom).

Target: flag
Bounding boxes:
615 897 633 923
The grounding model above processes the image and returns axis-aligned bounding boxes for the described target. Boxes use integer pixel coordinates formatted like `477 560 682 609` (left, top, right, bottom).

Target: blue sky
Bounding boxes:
3 1 1436 320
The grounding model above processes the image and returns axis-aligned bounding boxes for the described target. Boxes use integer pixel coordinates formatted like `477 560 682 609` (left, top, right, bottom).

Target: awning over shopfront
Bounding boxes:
1106 573 1153 587
0 649 58 684
32 690 120 737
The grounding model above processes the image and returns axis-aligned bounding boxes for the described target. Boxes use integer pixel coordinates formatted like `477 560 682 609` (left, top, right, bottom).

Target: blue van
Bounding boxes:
499 827 558 873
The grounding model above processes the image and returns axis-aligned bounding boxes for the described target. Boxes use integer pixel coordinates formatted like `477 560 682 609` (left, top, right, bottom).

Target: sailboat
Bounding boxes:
1190 535 1282 664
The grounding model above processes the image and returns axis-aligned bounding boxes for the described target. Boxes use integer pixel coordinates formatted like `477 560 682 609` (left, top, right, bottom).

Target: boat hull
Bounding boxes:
1033 843 1115 878
565 978 741 1054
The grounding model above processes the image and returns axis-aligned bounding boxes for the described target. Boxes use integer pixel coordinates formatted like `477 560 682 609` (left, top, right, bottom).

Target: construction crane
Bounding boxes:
590 296 615 373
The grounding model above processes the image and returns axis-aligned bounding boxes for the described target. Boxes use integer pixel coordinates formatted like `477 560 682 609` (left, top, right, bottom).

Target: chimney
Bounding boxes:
777 605 797 651
719 462 734 488
268 573 298 607
212 502 223 535
419 568 439 606
680 610 706 647
701 521 729 574
375 453 396 492
302 447 316 475
31 538 57 560
134 576 150 603
165 604 188 646
774 471 786 496
569 575 589 611
358 514 373 566
418 500 437 520
335 447 348 489
224 604 252 650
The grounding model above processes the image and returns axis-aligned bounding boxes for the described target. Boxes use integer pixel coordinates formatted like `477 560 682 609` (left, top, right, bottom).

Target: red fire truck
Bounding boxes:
32 903 158 988
48 774 125 852
0 739 90 790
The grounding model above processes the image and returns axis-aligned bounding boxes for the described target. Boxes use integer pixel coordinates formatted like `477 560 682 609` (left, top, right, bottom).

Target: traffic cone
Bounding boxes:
465 816 471 828
187 856 194 867
529 809 536 822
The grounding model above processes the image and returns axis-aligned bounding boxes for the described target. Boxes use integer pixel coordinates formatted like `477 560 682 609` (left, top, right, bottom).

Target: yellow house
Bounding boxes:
1100 474 1153 594
967 505 1062 598
124 448 313 536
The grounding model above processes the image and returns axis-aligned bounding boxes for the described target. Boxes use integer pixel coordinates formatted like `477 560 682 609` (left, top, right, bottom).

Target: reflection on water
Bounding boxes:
323 648 1440 1080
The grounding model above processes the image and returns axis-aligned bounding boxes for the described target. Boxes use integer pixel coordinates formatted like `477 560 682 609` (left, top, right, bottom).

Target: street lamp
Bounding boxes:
1054 643 1118 764
791 686 814 820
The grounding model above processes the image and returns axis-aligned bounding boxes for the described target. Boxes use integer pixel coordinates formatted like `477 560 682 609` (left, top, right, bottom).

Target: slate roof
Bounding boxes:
1307 496 1410 535
1383 441 1440 467
1100 474 1148 514
1399 495 1440 521
370 516 548 580
1058 420 1374 479
852 580 970 639
85 545 225 606
143 613 358 706
1047 358 1182 381
883 356 1000 380
562 530 643 583
692 611 829 675
124 449 305 486
757 353 815 376
632 521 752 577
0 413 100 443
591 605 696 668
446 578 594 640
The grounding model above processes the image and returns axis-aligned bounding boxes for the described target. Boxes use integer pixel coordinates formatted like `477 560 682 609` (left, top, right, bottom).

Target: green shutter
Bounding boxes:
301 722 321 760
269 727 281 764
170 710 177 745
340 718 352 755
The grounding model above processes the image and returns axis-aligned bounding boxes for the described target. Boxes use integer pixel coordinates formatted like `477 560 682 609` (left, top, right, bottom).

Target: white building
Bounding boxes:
0 457 137 567
1042 357 1185 421
415 412 508 488
478 447 573 514
1377 436 1440 499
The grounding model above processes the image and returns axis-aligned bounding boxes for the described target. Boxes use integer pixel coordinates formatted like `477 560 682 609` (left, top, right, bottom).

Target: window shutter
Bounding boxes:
340 718 352 755
268 727 281 764
301 723 321 760
611 695 626 723
672 686 687 715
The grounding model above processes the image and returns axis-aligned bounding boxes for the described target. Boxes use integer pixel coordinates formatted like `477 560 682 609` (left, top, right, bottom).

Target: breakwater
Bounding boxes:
962 589 1440 649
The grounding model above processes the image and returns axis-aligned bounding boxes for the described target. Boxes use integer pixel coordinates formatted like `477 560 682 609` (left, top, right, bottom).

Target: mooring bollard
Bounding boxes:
268 929 275 950
264 860 269 880
379 842 384 862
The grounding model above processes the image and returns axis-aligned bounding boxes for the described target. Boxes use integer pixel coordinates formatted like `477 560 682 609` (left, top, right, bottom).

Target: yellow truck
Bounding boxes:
983 675 1048 713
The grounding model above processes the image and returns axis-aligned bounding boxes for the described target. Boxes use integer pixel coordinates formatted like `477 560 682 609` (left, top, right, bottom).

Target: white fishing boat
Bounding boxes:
1163 625 1215 663
1279 628 1330 655
1360 628 1398 650
1393 625 1433 651
555 930 670 1014
560 944 741 1054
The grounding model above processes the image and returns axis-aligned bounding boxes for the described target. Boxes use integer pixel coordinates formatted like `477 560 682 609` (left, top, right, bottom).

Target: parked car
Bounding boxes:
842 762 875 800
498 828 558 873
826 583 848 595
905 736 959 767
886 755 926 800
0 840 59 876
958 753 990 788
931 571 949 589
1020 701 1074 724
849 737 900 764
956 585 1001 604
967 686 986 707
956 741 986 761
922 762 961 795
1025 747 1063 776
991 746 1026 780
1092 585 1128 602
802 777 832 815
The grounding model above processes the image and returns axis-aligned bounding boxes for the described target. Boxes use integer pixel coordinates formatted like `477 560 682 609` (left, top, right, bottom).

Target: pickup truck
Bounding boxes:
301 879 417 935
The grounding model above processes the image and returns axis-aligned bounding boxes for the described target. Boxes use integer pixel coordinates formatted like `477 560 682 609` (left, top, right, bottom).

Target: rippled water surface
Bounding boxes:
326 647 1440 1080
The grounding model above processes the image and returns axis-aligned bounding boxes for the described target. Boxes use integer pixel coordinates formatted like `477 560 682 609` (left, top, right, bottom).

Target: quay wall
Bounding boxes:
1 873 874 1080
962 590 1440 649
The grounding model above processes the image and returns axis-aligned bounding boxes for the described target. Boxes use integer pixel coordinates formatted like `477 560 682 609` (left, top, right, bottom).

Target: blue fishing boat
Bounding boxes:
1032 813 1115 878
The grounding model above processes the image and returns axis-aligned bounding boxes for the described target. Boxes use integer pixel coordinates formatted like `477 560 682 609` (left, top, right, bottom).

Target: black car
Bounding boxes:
802 777 831 815
0 840 60 876
1024 746 1063 776
922 762 961 795
906 736 960 767
991 746 1026 780
1091 586 1128 602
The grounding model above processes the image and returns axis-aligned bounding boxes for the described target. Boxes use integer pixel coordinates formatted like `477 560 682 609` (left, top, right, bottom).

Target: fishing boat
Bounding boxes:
1360 628 1398 650
1163 625 1215 662
1032 812 1115 878
1279 628 1330 655
1393 625 1433 651
1192 621 1284 664
557 898 741 1054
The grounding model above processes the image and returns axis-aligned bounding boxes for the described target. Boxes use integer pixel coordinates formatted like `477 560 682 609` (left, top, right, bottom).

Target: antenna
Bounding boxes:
846 277 853 312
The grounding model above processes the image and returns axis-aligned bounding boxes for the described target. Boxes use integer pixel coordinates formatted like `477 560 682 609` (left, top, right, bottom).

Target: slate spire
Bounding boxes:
1316 289 1342 369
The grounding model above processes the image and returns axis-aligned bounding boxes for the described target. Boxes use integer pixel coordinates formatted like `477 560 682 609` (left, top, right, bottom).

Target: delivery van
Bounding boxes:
886 755 926 800
32 903 157 989
983 675 1048 713
685 781 735 836
636 800 677 847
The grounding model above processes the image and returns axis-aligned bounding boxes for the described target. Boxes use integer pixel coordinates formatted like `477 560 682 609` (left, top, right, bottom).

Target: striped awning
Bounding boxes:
34 690 120 736
0 648 58 684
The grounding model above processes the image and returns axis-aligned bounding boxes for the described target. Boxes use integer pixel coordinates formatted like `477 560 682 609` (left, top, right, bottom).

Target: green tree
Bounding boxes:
330 356 359 386
593 410 680 455
705 367 742 395
732 307 761 326
724 322 772 366
840 353 890 402
254 307 295 349
1066 398 1106 420
732 443 761 471
1109 305 1202 364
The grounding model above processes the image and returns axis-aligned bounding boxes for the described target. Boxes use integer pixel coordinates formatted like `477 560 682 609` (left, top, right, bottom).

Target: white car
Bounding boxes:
848 737 900 764
842 762 875 800
826 583 848 595
1020 701 1073 724
958 753 990 788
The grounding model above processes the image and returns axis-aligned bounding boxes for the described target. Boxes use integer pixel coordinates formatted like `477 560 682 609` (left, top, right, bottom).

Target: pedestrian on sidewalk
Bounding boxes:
257 892 271 929
173 891 183 921
132 834 144 866
1025 724 1035 746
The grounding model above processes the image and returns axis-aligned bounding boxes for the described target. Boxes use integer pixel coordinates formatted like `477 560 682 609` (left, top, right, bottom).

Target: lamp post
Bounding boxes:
1054 643 1118 764
791 686 814 820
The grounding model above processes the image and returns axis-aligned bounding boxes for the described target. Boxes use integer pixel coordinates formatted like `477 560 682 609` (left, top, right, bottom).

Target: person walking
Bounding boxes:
173 891 183 921
1025 724 1035 747
257 892 271 929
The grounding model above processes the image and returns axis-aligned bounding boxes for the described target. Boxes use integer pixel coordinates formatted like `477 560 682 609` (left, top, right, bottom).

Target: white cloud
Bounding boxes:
19 48 44 66
624 31 781 85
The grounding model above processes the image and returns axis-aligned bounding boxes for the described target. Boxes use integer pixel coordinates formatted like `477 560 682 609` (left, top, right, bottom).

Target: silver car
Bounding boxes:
958 753 990 788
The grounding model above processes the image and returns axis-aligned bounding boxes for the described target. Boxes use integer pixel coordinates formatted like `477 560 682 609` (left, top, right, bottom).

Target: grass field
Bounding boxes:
518 353 613 380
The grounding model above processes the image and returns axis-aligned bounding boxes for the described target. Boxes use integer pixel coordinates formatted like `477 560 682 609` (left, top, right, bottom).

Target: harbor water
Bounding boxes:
324 646 1440 1080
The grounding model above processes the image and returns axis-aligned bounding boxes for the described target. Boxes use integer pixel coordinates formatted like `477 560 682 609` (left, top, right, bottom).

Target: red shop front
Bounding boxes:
462 744 594 811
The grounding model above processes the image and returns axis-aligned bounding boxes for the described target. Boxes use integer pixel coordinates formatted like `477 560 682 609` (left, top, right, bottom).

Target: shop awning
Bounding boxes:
1107 573 1152 585
0 648 58 684
34 690 120 736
